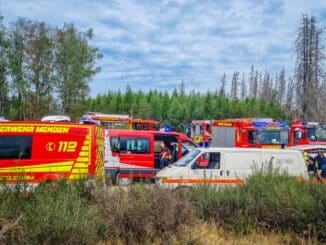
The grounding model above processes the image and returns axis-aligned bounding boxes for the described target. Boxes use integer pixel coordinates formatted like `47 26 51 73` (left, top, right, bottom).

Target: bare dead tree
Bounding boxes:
295 14 324 121
240 73 247 99
230 71 239 99
278 67 286 104
218 73 226 96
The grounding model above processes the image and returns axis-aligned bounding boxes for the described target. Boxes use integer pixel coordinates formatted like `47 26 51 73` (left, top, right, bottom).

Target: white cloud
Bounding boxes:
1 0 326 95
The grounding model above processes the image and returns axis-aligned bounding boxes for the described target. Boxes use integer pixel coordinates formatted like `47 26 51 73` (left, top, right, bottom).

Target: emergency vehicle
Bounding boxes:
289 119 326 145
191 120 212 146
156 147 308 189
80 112 160 131
211 118 289 148
104 129 197 185
0 121 104 185
41 115 71 122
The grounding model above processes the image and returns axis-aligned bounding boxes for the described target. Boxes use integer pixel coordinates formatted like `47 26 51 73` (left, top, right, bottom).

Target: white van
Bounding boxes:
156 147 308 189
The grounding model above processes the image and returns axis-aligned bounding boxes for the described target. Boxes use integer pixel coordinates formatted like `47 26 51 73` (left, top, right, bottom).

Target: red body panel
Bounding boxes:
105 129 196 179
191 120 212 144
212 118 285 149
0 121 104 184
81 112 160 130
289 119 326 146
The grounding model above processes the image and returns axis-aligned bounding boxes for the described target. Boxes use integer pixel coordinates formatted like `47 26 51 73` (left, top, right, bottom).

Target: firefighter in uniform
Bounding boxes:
159 142 172 169
315 150 326 184
303 151 317 182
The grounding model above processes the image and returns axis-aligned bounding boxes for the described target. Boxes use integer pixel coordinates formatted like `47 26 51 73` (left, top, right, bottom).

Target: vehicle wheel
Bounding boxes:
115 172 133 186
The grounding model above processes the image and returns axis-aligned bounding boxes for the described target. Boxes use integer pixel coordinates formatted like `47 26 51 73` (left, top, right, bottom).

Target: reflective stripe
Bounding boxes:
162 178 245 184
0 161 74 173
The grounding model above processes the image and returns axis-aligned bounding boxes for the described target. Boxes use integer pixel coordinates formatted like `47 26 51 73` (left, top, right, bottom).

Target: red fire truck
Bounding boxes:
211 118 289 148
191 120 212 146
80 112 160 131
0 121 105 185
289 119 326 145
104 129 197 185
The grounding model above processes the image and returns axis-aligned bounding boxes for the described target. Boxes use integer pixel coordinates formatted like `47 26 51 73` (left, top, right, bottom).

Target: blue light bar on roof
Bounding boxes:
252 120 288 129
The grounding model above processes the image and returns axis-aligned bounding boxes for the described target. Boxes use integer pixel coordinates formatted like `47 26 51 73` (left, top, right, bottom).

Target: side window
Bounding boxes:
152 123 160 131
192 153 209 169
132 123 142 130
193 153 221 169
143 123 149 130
120 138 127 152
248 131 254 144
110 137 119 152
0 136 32 159
120 137 149 154
208 153 220 169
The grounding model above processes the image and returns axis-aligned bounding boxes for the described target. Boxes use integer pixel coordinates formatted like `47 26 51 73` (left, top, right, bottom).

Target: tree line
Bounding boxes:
86 83 285 131
0 14 325 129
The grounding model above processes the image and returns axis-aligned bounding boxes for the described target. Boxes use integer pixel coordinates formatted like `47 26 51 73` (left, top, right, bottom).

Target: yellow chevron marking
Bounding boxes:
0 161 74 173
82 146 90 151
71 168 89 174
74 162 89 168
79 151 89 157
68 174 88 180
76 157 89 162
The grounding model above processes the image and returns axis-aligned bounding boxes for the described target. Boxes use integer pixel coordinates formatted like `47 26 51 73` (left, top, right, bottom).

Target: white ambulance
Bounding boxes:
156 147 308 189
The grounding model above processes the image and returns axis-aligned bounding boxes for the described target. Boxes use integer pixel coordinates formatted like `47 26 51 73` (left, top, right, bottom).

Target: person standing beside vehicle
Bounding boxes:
314 150 326 183
303 151 317 182
160 142 172 169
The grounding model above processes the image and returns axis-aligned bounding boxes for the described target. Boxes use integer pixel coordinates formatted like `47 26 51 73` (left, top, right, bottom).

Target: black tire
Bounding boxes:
115 172 133 186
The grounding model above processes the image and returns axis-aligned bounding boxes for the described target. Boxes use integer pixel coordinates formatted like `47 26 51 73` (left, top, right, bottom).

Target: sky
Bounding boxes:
1 0 326 96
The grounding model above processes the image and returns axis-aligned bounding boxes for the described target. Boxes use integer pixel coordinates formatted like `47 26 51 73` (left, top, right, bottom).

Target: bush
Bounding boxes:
95 185 195 243
187 171 326 242
0 181 106 244
0 174 324 243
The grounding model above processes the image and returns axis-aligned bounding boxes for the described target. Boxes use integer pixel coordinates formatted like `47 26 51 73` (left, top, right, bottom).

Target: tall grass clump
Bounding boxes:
95 184 195 243
0 181 106 244
187 167 326 242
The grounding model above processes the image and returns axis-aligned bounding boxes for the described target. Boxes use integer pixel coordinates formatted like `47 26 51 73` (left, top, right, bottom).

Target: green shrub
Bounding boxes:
187 171 326 242
0 174 324 243
0 181 106 245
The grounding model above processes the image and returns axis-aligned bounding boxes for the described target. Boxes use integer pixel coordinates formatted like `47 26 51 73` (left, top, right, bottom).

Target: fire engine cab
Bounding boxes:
191 120 212 146
211 118 289 148
289 119 326 145
80 112 160 131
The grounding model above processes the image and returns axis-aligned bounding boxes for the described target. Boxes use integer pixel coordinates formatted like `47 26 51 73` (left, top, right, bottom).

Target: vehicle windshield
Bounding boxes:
181 141 197 155
257 130 288 145
307 128 326 140
175 149 201 167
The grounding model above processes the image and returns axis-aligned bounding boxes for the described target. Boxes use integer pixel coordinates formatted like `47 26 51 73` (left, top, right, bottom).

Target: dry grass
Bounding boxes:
99 222 315 245
177 222 316 245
